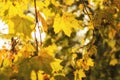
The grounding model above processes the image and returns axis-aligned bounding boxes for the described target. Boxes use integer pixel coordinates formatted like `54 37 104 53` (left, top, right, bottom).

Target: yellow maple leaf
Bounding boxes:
64 0 75 5
21 42 35 52
34 0 50 9
19 42 35 58
88 22 94 30
31 70 37 80
110 58 118 66
87 58 94 67
51 0 60 7
74 69 86 80
50 59 63 73
0 1 27 19
42 8 55 19
7 20 14 34
38 70 44 80
10 15 34 38
78 69 86 80
108 28 116 39
45 44 57 57
53 13 80 37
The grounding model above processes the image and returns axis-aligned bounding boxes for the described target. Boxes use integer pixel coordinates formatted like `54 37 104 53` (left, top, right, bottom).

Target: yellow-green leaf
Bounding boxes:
53 13 80 37
10 15 34 38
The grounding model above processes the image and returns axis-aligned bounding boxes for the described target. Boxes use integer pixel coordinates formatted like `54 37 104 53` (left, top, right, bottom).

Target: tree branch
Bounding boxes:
34 0 38 54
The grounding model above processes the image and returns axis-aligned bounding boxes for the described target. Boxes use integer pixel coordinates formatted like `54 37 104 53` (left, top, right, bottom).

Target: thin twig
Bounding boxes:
34 0 42 46
34 0 38 23
34 0 38 54
34 32 38 54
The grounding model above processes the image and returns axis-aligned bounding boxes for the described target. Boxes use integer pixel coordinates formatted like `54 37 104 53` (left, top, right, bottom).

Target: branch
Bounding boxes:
34 0 38 23
34 0 38 54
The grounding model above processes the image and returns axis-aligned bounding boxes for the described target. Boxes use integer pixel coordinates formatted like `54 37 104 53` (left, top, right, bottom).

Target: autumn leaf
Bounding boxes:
64 0 75 5
20 42 35 52
0 1 27 19
37 10 48 31
109 58 118 66
10 15 34 38
51 0 60 7
87 58 94 67
78 69 86 80
107 40 116 48
108 28 116 39
50 59 63 73
31 70 37 80
88 22 94 30
18 51 54 79
19 42 35 58
45 44 57 57
53 13 81 37
31 50 54 74
74 69 86 80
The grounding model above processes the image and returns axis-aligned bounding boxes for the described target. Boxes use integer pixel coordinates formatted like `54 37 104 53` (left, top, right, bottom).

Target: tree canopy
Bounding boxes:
0 0 120 80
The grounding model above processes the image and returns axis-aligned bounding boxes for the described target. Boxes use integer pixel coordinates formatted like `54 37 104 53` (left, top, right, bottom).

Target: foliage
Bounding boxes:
0 0 120 80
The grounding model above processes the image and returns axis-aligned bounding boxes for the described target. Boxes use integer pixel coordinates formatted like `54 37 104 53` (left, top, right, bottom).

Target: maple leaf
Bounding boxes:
87 58 94 67
18 51 54 80
53 13 81 37
78 69 86 80
30 50 54 74
45 44 57 57
64 0 75 5
51 0 60 7
108 28 116 39
20 42 35 52
74 69 86 80
31 70 37 80
50 59 63 73
107 40 116 48
109 58 118 66
10 15 34 38
19 42 35 58
0 1 27 19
